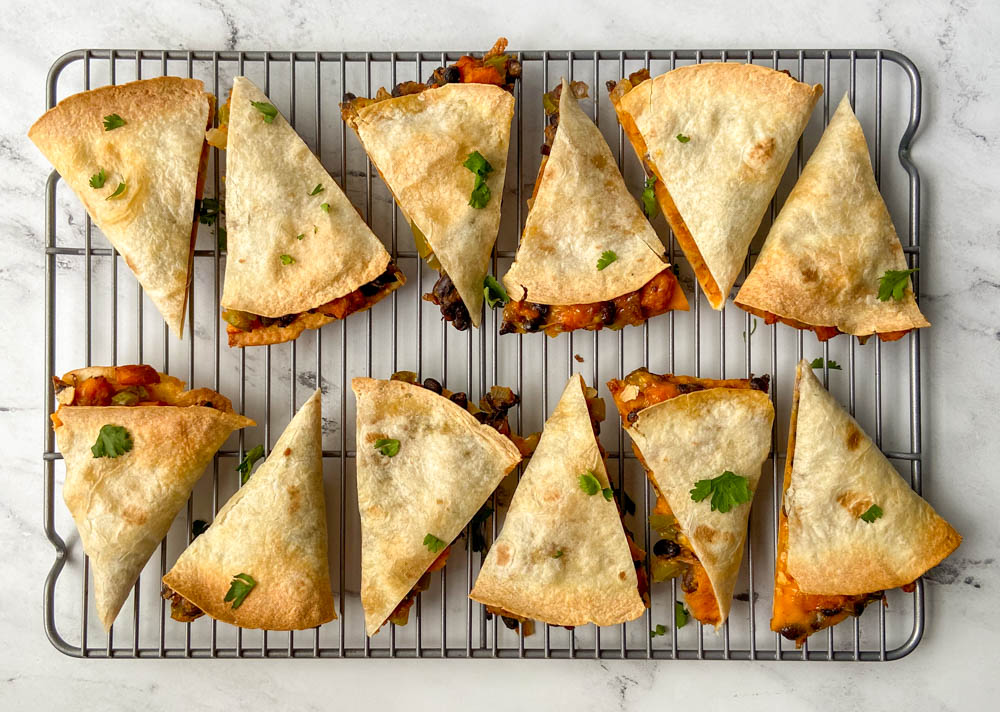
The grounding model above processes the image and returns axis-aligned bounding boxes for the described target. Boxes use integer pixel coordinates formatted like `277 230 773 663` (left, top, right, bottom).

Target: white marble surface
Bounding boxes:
3 0 999 709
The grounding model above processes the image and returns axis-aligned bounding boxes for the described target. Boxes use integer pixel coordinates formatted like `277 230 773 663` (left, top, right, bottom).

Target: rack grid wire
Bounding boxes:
43 47 925 661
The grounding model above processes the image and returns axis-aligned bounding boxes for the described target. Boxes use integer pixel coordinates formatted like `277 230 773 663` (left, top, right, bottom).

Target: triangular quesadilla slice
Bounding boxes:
735 94 930 342
609 64 822 309
353 373 524 636
51 365 253 630
499 80 688 336
29 77 214 338
218 77 404 347
470 374 647 627
162 389 336 630
771 361 960 646
609 369 774 627
341 39 519 330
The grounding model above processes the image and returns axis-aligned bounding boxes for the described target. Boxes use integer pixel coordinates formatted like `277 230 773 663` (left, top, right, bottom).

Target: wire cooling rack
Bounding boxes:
42 47 926 660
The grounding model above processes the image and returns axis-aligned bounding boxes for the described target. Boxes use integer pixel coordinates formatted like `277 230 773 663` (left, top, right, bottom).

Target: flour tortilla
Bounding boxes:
735 94 929 335
470 374 645 626
783 361 959 595
53 372 253 630
29 77 213 338
352 378 522 635
503 80 677 306
616 63 822 309
162 390 335 630
221 77 392 318
348 83 514 327
624 387 774 625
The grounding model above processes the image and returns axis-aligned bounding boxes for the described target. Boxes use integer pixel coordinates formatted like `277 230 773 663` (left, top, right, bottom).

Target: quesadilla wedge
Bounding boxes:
50 365 253 630
341 38 518 330
162 389 336 630
29 77 215 338
608 64 822 309
735 94 930 343
353 373 526 636
609 369 773 627
771 361 960 646
499 80 688 336
470 374 647 628
218 76 404 347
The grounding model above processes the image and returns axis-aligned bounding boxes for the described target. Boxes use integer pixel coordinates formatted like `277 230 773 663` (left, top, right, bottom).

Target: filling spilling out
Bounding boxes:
378 371 538 632
500 81 685 336
485 384 650 635
340 39 522 331
608 368 770 627
739 305 911 344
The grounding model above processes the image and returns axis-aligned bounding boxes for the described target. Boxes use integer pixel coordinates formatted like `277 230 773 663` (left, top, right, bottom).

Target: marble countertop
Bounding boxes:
3 0 998 709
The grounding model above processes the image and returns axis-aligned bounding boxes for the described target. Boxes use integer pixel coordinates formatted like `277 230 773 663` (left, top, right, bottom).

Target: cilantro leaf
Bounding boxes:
676 133 690 143
650 623 668 638
103 113 126 131
320 203 330 213
597 250 618 271
279 254 295 265
423 533 447 553
578 470 602 496
483 275 509 309
809 357 842 370
106 182 127 200
463 151 494 209
463 151 493 175
641 175 659 219
468 180 491 209
675 602 689 629
860 504 884 523
601 487 614 501
552 549 564 559
374 438 400 457
468 504 494 553
878 268 918 302
224 573 256 609
250 101 278 124
236 444 265 485
295 233 305 240
191 519 209 539
309 184 324 196
89 169 107 189
689 470 753 513
90 424 133 458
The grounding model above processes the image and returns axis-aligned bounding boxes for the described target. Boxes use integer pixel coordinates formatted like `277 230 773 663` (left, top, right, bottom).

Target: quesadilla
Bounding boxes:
470 374 647 628
341 38 518 330
29 77 214 338
353 373 525 636
162 389 336 630
218 76 404 347
608 64 822 310
51 365 253 630
771 360 960 646
735 94 930 342
499 80 688 336
608 369 774 627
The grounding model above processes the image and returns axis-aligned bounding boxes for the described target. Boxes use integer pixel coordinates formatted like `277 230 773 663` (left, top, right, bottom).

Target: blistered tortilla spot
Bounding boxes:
287 484 301 514
589 153 608 171
542 488 561 504
121 506 149 527
800 264 820 284
694 524 718 544
836 491 869 518
618 570 627 581
283 447 292 456
740 136 777 176
846 425 862 451
495 543 512 568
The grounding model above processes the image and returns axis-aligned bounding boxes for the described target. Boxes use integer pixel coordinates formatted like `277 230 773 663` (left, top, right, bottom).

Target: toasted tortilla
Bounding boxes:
29 77 213 338
502 80 673 305
352 377 522 635
783 361 959 595
349 83 514 327
53 374 253 630
470 375 645 627
625 387 774 625
162 390 335 630
735 94 929 335
615 63 821 309
221 77 391 318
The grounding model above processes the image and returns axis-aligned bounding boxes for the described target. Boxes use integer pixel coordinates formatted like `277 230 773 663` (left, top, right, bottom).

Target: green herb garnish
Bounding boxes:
251 101 278 123
597 250 618 271
295 233 305 240
483 275 509 309
106 182 127 200
552 549 564 559
676 133 690 143
236 444 265 485
641 175 659 219
279 254 295 265
689 470 753 513
309 184 324 196
675 602 689 628
809 357 842 370
860 504 884 523
103 114 126 131
650 623 668 638
224 573 256 609
374 438 400 457
578 470 602 496
320 203 330 213
423 533 447 554
90 424 133 458
602 487 614 501
878 268 918 302
463 151 494 209
89 169 107 189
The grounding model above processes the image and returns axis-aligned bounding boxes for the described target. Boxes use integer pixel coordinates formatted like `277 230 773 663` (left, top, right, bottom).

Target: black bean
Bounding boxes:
600 301 617 326
779 624 806 642
500 615 520 631
820 607 842 617
443 66 460 84
750 374 770 394
422 378 443 394
652 539 681 559
676 383 705 394
449 392 468 409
